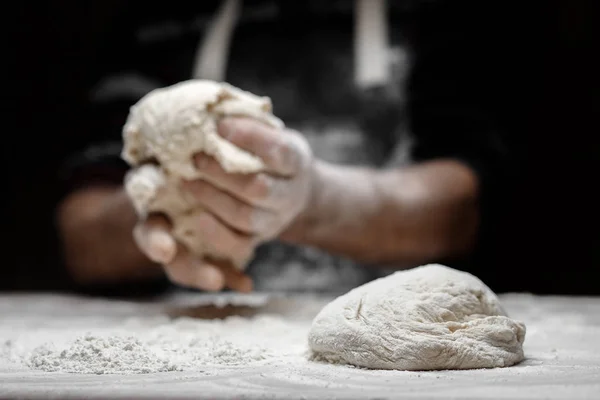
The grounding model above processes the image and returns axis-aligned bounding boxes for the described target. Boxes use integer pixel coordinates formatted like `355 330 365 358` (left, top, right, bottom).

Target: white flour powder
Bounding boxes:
20 315 309 374
2 294 600 400
0 293 319 376
28 335 177 374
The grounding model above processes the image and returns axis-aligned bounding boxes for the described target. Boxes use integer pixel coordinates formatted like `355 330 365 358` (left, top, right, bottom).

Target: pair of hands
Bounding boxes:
133 117 315 292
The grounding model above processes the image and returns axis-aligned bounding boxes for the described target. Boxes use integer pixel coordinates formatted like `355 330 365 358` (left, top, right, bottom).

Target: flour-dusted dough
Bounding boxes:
308 264 526 370
121 80 284 269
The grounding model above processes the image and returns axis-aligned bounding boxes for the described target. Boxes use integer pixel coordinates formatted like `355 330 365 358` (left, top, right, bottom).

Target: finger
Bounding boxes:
217 117 303 176
182 179 276 235
133 214 177 264
192 155 282 208
164 243 225 291
191 212 256 267
209 257 254 293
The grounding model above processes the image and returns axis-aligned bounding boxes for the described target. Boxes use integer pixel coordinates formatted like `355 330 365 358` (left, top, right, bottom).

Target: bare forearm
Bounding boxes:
57 186 163 283
281 159 480 266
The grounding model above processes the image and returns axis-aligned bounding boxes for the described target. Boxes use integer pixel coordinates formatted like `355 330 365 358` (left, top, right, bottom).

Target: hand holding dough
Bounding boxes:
122 79 284 270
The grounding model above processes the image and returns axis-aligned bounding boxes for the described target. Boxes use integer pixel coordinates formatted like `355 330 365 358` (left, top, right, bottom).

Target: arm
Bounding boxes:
287 0 512 270
52 2 172 288
281 159 479 267
180 118 482 276
55 83 166 286
278 1 508 269
57 185 164 285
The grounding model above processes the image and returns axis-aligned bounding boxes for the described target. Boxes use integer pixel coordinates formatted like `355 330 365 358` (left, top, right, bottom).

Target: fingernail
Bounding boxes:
147 229 176 263
194 262 225 291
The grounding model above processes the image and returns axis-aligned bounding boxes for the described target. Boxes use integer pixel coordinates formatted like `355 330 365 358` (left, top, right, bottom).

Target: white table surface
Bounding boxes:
1 292 599 400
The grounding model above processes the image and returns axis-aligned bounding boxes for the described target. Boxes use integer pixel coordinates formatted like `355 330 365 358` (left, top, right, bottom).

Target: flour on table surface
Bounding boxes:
13 316 309 374
28 334 178 374
25 315 306 374
1 293 600 400
1 294 318 375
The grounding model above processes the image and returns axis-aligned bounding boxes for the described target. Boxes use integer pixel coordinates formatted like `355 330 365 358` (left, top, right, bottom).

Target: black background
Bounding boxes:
4 0 599 294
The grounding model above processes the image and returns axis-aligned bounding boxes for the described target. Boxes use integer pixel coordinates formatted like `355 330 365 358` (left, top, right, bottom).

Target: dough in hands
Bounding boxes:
121 79 284 269
308 264 526 370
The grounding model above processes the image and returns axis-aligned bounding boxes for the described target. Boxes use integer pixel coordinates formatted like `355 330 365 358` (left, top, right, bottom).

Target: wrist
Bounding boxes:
279 159 326 244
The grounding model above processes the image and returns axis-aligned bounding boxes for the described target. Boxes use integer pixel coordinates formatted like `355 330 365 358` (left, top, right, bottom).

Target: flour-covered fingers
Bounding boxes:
217 117 304 177
193 154 285 208
208 257 254 293
163 243 225 291
133 214 177 264
191 212 256 267
182 179 277 235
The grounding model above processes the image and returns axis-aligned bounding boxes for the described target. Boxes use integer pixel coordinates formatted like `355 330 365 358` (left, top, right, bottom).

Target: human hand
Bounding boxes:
133 213 254 292
133 117 315 292
185 117 315 244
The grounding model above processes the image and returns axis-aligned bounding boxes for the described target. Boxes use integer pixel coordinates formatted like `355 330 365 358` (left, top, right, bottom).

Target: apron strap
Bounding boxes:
194 0 391 88
192 0 243 81
354 0 391 88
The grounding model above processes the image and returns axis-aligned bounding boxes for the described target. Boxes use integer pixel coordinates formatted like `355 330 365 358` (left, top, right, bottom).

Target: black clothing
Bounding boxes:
7 0 598 295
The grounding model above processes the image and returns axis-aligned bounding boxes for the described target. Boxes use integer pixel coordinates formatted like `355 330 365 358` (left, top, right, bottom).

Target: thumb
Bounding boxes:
133 214 177 264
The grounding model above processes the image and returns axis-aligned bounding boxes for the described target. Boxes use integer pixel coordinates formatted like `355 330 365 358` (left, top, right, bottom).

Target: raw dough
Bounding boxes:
122 80 284 269
308 264 526 370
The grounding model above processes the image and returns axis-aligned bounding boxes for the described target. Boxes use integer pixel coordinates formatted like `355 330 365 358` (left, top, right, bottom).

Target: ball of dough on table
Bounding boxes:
308 264 526 370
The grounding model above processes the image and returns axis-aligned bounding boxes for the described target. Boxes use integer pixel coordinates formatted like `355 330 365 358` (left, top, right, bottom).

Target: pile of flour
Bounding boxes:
0 293 321 375
18 315 309 375
28 334 177 374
